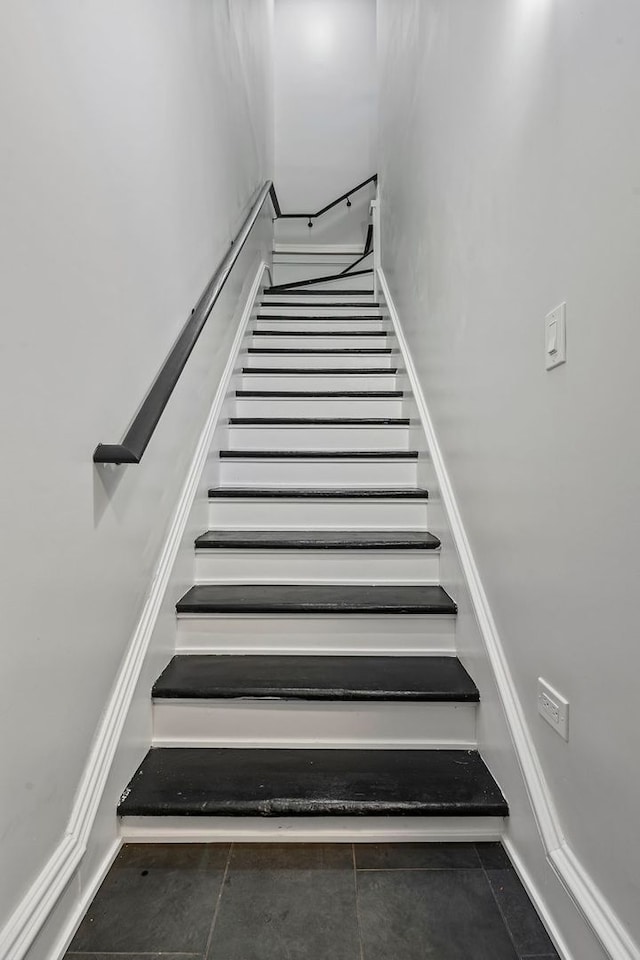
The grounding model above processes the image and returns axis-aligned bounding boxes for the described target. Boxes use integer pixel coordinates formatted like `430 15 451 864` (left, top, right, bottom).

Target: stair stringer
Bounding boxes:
377 267 631 960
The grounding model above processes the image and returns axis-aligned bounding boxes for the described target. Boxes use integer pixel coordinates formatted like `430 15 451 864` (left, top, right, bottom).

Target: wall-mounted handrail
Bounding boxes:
276 174 377 225
93 179 278 465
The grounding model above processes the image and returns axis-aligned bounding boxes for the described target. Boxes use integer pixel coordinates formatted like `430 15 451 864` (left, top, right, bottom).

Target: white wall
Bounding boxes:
377 0 640 956
0 0 273 954
274 0 377 245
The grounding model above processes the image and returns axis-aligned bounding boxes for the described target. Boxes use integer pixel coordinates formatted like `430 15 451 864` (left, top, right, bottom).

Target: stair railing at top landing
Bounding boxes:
93 173 378 465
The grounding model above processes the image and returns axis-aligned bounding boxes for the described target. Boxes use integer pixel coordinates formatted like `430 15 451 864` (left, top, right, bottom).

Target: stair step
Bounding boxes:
153 655 477 702
219 449 417 459
118 747 507 818
247 348 393 354
236 390 402 398
176 583 456 615
262 301 380 309
256 315 382 321
241 368 397 375
265 289 376 296
229 418 408 425
194 530 440 550
254 330 388 337
209 487 428 498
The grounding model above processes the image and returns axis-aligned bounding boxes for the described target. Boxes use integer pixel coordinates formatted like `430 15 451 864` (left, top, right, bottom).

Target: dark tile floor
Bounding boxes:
67 841 559 960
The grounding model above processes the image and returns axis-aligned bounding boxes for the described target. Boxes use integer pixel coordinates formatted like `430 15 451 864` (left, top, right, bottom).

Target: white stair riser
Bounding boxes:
194 548 440 584
270 275 373 292
235 398 405 417
120 815 505 843
242 353 397 369
218 458 418 485
271 261 356 285
152 700 476 749
176 614 456 655
262 294 377 306
240 374 398 391
227 426 410 449
208 498 429 530
254 318 386 332
257 308 383 320
252 335 389 350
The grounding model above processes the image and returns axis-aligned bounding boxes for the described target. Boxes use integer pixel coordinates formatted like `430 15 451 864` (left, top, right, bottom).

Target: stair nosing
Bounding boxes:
194 530 440 550
176 584 457 616
152 655 479 703
208 487 429 499
117 747 507 818
236 390 403 397
218 449 418 459
228 418 410 425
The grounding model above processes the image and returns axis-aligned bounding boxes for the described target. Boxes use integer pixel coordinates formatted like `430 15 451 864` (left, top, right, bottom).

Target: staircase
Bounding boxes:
118 255 508 841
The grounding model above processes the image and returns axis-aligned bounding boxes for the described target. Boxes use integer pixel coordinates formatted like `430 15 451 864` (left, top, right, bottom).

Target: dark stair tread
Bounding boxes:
265 289 376 296
208 487 429 499
118 748 507 818
236 390 403 398
253 330 388 337
247 348 393 355
176 584 456 615
194 529 440 550
262 301 380 308
229 418 409 425
219 449 417 459
153 655 478 702
242 368 397 375
256 315 382 321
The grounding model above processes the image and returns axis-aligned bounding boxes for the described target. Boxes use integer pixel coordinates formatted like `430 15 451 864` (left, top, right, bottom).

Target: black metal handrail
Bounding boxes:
93 180 278 465
277 174 377 226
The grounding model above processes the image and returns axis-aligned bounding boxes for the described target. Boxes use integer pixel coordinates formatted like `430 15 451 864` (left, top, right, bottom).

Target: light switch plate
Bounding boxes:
538 677 569 740
545 302 566 370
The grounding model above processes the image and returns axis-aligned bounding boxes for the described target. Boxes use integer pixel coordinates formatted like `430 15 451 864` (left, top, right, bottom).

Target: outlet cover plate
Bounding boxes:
545 302 566 370
538 677 569 740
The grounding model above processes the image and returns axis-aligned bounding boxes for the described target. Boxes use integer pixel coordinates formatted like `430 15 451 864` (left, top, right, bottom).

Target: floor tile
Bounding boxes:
357 868 518 960
485 868 558 957
475 841 513 870
207 843 360 960
67 843 229 955
355 841 481 870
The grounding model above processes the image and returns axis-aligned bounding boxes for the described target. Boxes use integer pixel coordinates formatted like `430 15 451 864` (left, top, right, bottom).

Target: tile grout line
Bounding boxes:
477 848 524 960
202 843 233 960
351 844 366 960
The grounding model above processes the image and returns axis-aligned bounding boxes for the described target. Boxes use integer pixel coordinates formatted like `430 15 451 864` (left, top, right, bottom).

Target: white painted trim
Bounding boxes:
502 835 572 960
0 261 268 960
120 815 505 843
50 838 121 960
273 243 363 254
378 265 639 960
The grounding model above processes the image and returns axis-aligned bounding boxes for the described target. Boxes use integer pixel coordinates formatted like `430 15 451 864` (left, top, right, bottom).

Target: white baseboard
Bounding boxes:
0 260 268 960
378 265 639 960
50 838 121 960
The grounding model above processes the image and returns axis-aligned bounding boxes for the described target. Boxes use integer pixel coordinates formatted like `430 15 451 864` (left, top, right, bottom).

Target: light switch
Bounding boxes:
545 303 566 370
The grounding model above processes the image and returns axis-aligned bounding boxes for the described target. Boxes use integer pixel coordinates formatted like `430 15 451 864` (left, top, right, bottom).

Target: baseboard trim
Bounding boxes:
378 266 639 960
0 260 268 960
51 838 121 960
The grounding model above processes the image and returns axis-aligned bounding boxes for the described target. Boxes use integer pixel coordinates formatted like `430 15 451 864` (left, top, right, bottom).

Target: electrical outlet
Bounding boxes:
537 678 569 740
545 302 567 370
